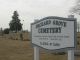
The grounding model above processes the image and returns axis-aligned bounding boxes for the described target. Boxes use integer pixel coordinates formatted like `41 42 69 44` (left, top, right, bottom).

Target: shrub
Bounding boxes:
52 52 66 55
3 28 10 34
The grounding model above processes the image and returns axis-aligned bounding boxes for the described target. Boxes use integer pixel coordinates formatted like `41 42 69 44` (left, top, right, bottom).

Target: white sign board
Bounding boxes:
31 16 76 50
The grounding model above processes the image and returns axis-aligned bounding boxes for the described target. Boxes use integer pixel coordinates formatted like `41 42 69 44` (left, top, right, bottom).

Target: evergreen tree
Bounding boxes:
9 11 22 32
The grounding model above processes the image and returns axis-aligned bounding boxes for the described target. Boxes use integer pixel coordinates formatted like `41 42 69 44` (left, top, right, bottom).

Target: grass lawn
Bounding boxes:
0 32 80 60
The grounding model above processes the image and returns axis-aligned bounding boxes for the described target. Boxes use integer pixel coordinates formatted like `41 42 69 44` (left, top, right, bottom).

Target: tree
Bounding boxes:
0 28 3 36
70 0 80 15
9 11 22 32
70 0 80 32
3 28 10 34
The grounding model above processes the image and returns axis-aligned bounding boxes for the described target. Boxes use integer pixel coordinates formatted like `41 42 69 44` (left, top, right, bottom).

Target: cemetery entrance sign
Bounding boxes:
31 16 76 50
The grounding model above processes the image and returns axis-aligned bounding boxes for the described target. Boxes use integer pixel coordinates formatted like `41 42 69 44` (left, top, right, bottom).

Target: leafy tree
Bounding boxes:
9 11 22 32
3 28 10 34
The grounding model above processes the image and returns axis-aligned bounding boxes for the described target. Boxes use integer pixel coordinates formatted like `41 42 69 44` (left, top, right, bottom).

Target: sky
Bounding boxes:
0 0 76 31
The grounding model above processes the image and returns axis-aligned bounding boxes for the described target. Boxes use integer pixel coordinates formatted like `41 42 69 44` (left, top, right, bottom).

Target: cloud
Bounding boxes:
0 0 76 30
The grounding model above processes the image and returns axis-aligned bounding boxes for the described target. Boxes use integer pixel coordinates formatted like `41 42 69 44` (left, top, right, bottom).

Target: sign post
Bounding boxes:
34 46 40 60
31 16 77 60
68 50 75 60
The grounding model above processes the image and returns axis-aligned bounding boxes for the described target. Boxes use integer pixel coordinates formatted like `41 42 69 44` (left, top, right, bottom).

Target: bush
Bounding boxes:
3 28 10 34
52 52 66 55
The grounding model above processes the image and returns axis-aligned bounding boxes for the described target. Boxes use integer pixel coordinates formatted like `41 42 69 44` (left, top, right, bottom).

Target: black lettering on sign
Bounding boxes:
36 20 51 28
53 20 67 27
38 27 62 33
40 42 60 46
